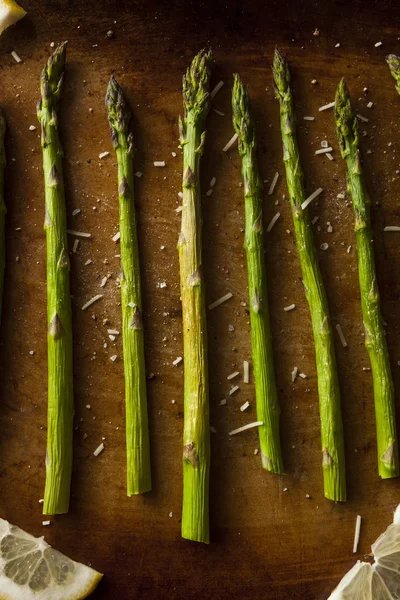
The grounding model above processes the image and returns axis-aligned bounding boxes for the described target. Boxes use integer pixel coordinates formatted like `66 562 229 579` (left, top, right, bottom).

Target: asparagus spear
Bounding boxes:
0 110 6 321
37 42 74 514
232 75 283 473
386 54 400 95
273 49 346 501
105 76 151 495
335 79 399 479
178 49 212 543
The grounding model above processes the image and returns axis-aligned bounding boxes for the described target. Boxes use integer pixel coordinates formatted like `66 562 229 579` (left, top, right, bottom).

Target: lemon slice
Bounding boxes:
0 0 26 35
328 505 400 599
0 519 102 599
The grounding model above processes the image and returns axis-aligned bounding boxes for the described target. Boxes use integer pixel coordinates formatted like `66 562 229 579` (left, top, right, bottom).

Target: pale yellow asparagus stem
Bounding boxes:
178 49 212 543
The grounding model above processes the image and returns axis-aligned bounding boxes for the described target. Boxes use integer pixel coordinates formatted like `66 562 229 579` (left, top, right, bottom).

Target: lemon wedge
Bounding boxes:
0 519 102 599
0 0 26 35
328 505 400 599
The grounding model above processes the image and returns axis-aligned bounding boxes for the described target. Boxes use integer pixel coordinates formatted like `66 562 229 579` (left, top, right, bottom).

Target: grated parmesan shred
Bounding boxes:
336 324 348 347
93 443 105 457
353 515 362 553
303 116 315 121
11 51 22 63
318 101 335 112
229 385 240 396
208 292 233 310
243 360 250 383
210 80 224 99
229 421 263 436
154 161 166 167
384 226 400 232
112 232 120 242
67 230 91 238
172 356 183 367
268 172 279 195
291 366 298 382
267 212 280 232
81 294 103 311
301 187 323 211
240 401 250 412
315 147 333 155
222 133 238 152
284 303 296 312
227 371 240 381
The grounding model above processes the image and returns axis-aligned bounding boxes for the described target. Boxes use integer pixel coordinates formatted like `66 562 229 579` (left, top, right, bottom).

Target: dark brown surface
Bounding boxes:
0 0 399 598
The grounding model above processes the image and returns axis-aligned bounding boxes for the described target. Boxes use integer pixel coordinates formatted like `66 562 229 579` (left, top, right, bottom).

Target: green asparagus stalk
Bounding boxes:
105 76 151 495
386 54 400 95
335 79 399 479
178 49 212 543
0 110 6 321
273 49 346 501
232 75 283 473
37 42 74 514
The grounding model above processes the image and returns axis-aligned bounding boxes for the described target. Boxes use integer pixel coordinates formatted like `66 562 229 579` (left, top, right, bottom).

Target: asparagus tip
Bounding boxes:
272 48 290 99
182 48 212 122
334 78 356 149
386 53 400 73
105 74 131 144
40 41 68 107
386 54 400 94
232 73 255 156
105 73 122 114
47 40 68 76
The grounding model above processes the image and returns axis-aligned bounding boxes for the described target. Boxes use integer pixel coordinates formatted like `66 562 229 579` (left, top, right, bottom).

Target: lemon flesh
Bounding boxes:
0 0 26 35
0 519 102 599
328 505 400 599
